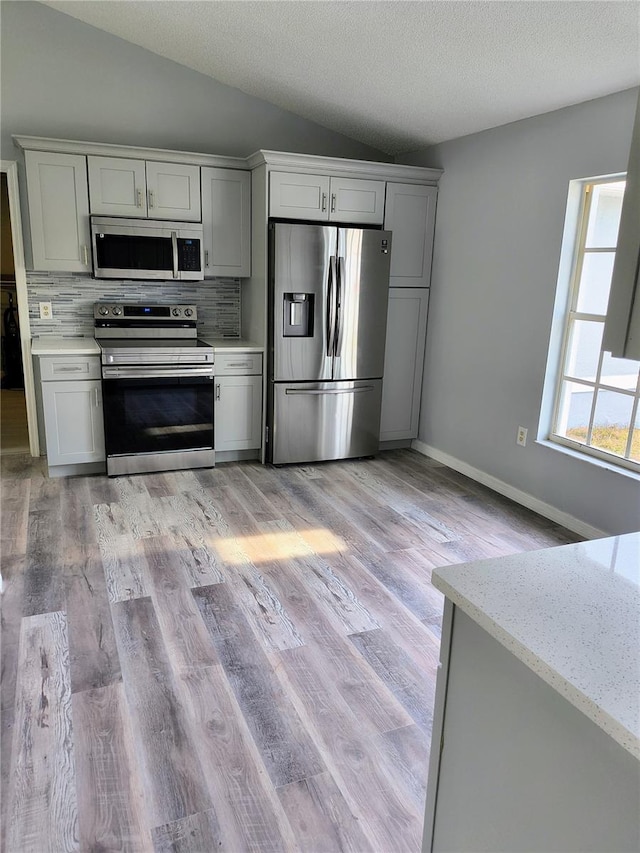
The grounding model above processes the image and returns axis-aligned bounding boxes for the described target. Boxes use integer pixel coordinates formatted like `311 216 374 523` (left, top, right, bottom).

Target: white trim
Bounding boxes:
410 439 608 541
246 149 442 184
12 137 444 185
1 160 39 457
12 135 248 171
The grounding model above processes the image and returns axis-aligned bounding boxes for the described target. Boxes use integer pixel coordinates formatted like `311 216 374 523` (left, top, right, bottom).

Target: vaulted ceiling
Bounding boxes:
42 1 640 155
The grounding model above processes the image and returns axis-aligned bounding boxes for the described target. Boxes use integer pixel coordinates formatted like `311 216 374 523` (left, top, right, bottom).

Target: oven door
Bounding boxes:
101 365 214 474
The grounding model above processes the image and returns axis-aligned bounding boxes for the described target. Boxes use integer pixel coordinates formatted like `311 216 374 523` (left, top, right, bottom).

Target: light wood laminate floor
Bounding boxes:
0 450 580 852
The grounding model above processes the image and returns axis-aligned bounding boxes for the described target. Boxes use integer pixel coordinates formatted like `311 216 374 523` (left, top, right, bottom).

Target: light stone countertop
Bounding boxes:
432 532 640 759
199 337 264 352
31 337 101 356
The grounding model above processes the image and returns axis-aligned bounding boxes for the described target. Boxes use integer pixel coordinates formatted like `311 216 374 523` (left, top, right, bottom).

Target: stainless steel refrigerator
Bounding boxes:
267 222 392 465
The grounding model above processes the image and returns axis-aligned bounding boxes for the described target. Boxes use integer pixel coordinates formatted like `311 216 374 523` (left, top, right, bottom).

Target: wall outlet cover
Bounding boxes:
39 301 52 319
517 426 528 447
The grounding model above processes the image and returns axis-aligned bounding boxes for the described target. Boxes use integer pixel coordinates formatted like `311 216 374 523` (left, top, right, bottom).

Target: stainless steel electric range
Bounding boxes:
94 303 215 476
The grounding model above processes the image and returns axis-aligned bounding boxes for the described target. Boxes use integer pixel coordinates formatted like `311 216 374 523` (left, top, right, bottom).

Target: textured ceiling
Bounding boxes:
41 0 640 155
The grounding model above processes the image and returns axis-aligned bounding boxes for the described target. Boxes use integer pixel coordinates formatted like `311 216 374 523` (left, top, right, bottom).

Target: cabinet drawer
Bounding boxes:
39 355 101 382
215 352 262 376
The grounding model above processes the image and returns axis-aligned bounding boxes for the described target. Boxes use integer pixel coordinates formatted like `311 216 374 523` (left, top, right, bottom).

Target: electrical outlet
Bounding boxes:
517 426 528 447
39 301 52 320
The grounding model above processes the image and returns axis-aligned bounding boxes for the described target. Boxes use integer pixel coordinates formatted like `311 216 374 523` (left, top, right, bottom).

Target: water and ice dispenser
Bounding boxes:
283 292 314 337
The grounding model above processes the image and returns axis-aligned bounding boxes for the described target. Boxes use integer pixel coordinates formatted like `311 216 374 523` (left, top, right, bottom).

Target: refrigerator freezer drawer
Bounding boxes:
269 379 383 465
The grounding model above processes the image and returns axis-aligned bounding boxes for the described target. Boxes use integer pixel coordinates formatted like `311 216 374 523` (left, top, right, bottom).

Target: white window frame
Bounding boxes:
550 176 639 474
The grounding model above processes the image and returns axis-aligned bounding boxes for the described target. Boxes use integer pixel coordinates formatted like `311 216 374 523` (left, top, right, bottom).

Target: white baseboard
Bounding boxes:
410 440 607 540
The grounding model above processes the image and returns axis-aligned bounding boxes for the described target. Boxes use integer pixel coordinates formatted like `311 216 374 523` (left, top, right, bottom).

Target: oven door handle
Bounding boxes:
102 366 215 379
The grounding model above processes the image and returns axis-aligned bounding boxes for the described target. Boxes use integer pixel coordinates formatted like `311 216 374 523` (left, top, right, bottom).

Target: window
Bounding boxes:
551 178 639 473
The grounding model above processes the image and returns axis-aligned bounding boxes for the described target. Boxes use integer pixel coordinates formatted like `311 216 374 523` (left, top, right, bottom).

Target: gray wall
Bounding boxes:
0 1 387 163
399 89 640 536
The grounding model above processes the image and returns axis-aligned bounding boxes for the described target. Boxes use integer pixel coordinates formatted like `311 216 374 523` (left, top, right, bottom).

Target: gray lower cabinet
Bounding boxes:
214 352 263 453
39 355 105 473
380 287 429 441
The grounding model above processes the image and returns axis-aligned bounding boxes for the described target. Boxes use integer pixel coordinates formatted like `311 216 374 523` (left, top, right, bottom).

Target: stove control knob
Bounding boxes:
112 306 122 316
184 308 193 318
172 307 182 317
98 306 109 316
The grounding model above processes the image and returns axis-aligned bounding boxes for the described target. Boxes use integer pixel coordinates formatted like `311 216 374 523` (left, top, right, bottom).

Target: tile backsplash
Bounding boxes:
27 272 241 338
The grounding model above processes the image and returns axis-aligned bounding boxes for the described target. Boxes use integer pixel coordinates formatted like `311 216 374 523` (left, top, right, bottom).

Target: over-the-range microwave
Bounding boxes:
90 216 204 281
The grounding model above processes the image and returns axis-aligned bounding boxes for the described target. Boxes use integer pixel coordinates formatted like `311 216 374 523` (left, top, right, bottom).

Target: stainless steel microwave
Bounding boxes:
90 216 204 281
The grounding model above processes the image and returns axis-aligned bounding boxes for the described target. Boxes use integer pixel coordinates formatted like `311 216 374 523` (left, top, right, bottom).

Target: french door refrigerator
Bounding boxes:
267 222 392 465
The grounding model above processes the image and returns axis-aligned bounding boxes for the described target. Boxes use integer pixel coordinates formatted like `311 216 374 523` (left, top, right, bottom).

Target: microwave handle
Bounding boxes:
171 231 178 279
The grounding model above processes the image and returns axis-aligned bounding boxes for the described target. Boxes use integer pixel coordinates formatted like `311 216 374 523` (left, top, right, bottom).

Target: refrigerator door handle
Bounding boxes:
335 256 346 356
285 386 375 396
326 255 338 357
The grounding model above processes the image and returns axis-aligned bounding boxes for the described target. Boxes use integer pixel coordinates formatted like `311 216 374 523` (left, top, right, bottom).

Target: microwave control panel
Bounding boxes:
179 239 201 271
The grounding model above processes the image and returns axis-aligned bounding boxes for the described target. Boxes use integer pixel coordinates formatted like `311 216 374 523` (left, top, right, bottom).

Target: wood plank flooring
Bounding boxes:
0 449 580 852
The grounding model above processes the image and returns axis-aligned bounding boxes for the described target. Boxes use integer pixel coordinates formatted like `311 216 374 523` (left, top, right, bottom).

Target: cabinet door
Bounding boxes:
88 156 148 217
146 161 201 222
380 287 429 441
25 151 91 272
42 379 105 465
269 172 330 221
329 177 385 225
215 375 262 451
202 167 251 276
384 183 437 287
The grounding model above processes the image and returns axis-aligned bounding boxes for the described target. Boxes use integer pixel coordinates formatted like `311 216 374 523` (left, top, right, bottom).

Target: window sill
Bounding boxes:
536 437 640 483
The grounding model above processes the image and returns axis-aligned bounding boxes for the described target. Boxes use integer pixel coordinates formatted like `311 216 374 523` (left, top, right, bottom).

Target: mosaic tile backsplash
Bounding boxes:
27 272 241 338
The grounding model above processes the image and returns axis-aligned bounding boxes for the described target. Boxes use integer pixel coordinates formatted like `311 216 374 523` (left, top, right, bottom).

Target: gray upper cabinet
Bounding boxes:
25 150 92 272
201 167 251 277
269 171 385 224
88 156 201 221
384 183 437 288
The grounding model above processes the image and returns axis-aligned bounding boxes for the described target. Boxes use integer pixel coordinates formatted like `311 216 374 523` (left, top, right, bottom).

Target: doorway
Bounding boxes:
1 173 28 453
1 161 38 458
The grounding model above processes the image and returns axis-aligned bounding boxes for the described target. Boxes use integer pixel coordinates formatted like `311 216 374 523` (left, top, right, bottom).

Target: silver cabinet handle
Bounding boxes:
148 189 154 208
321 192 327 212
171 231 178 279
204 249 209 267
94 387 100 407
330 193 336 213
226 362 251 368
136 188 143 208
215 383 221 401
55 365 83 373
82 245 89 266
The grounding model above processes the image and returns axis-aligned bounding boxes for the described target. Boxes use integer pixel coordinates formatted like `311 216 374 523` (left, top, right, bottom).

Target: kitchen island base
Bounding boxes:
424 603 640 852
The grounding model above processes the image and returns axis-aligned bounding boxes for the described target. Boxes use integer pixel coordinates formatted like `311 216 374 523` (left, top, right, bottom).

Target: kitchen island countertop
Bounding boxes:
432 532 640 758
